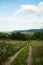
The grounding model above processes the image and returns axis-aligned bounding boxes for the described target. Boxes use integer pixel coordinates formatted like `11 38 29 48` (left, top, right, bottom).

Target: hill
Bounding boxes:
15 29 43 34
0 29 43 34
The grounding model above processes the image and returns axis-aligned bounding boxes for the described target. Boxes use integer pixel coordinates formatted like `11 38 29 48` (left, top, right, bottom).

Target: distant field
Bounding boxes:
0 40 43 65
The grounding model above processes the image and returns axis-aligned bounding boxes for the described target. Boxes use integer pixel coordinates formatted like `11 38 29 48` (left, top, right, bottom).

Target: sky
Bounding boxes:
0 0 43 31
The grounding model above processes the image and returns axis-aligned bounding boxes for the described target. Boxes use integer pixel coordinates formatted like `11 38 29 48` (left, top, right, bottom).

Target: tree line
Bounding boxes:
0 32 43 40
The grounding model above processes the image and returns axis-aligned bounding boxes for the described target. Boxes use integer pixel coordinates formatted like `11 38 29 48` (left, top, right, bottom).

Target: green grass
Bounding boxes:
0 40 43 65
11 46 29 65
0 40 28 65
31 40 43 65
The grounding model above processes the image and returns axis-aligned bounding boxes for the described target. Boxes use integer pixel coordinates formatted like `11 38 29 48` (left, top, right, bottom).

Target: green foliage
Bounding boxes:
31 40 43 65
10 32 29 40
0 33 9 39
0 32 43 40
31 32 43 40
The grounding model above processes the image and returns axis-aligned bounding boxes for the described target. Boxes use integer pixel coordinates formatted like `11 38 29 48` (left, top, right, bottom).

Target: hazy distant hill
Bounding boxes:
0 29 43 34
15 29 43 34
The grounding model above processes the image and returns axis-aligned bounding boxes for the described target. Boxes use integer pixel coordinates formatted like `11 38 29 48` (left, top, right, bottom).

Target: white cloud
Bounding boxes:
38 2 43 14
0 15 43 31
15 2 43 15
15 5 37 14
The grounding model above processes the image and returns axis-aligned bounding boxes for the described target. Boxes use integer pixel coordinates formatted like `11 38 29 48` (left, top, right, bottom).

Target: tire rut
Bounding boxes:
27 46 33 65
3 47 25 65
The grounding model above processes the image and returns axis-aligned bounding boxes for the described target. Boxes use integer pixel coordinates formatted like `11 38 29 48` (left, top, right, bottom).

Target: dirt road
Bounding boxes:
27 46 33 65
3 47 25 65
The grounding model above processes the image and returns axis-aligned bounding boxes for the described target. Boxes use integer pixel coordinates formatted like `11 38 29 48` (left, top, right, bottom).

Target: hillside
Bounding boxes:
0 29 43 34
15 29 43 34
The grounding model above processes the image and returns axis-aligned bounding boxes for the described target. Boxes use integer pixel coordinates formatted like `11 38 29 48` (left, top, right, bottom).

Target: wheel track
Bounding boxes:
27 46 33 65
3 47 25 65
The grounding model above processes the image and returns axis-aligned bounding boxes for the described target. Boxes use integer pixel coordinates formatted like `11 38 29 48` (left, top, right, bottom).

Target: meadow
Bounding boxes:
0 40 28 65
31 40 43 65
0 40 43 65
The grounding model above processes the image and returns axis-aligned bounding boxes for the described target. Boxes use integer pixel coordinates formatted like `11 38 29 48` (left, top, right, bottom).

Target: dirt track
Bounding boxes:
27 46 33 65
3 47 25 65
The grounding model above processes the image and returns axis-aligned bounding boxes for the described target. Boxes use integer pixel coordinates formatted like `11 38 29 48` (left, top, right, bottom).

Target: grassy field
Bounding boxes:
11 46 29 65
31 40 43 65
0 40 43 65
0 40 28 65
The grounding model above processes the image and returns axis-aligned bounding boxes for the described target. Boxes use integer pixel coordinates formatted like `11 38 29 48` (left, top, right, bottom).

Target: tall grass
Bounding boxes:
0 40 28 65
31 40 43 65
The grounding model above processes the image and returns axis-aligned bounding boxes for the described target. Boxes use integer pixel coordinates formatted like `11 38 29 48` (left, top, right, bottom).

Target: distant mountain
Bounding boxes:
15 29 43 34
0 29 43 34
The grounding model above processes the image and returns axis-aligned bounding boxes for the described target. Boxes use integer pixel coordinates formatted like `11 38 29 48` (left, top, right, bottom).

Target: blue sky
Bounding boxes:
0 0 43 31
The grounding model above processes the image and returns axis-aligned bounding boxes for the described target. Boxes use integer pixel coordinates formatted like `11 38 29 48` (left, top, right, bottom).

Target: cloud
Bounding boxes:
0 15 43 31
15 2 43 15
38 2 43 13
15 5 37 14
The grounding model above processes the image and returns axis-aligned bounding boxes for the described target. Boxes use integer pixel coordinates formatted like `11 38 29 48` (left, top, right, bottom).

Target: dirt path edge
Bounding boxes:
3 47 25 65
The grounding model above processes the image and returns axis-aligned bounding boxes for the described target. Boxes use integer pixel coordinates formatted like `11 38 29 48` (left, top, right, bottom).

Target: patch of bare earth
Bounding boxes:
3 47 25 65
27 46 33 65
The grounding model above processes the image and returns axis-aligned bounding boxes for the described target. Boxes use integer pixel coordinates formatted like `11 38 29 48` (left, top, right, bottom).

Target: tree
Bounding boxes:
31 32 43 40
10 32 30 40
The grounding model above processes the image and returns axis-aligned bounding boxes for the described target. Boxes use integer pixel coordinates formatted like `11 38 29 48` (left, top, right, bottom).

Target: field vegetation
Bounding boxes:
11 46 29 65
0 40 28 65
31 40 43 65
0 31 43 65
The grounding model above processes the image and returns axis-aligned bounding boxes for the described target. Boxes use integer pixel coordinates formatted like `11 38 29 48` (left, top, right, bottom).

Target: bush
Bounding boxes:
10 32 30 40
31 32 43 40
